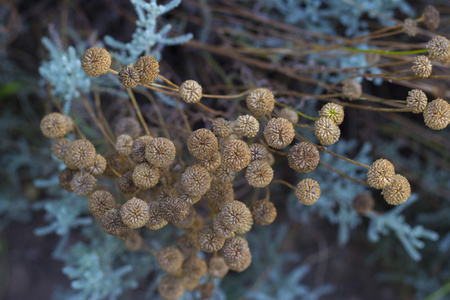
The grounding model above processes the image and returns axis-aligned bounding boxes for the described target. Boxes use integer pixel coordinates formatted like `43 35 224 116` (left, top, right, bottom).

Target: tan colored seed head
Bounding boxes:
219 200 252 232
212 117 233 138
59 168 76 192
158 275 185 300
118 171 139 195
288 142 320 173
246 88 275 116
406 89 428 114
423 5 440 31
251 200 277 226
279 107 299 124
118 64 140 88
40 112 68 139
234 114 259 137
199 280 215 299
64 139 97 170
115 134 133 156
134 55 159 84
264 117 295 149
182 256 207 279
427 35 450 64
212 164 236 183
81 46 111 77
382 174 411 205
367 158 395 189
352 193 375 214
179 80 202 103
206 181 234 213
101 208 126 236
51 138 71 160
295 178 321 205
212 215 236 239
120 197 150 228
249 143 269 162
319 102 345 125
103 153 128 178
314 117 341 146
208 256 229 279
115 117 141 139
197 151 222 172
173 206 197 230
197 224 225 253
412 56 432 78
403 18 418 37
181 164 211 197
187 128 218 159
132 162 160 190
88 190 116 218
85 154 107 176
222 237 252 272
245 160 273 188
423 98 450 130
221 139 252 171
177 231 200 255
342 78 362 100
157 246 183 274
145 201 168 230
124 231 143 251
70 171 97 196
160 197 190 223
130 135 153 163
145 137 176 168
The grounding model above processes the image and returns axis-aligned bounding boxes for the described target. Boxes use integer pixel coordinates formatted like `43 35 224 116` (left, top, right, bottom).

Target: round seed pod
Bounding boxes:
197 151 221 172
173 206 197 230
115 117 141 139
115 134 133 156
130 135 153 163
412 56 432 79
120 197 150 228
220 200 252 232
182 256 207 279
427 35 450 64
145 201 168 230
235 214 253 235
118 64 140 88
367 158 395 189
157 246 183 274
206 181 234 213
187 128 218 159
160 197 190 223
85 154 106 176
249 143 269 162
406 89 428 114
104 153 128 177
342 78 362 100
158 275 184 300
134 55 159 84
101 208 126 236
52 138 71 160
59 168 76 192
279 107 299 124
178 231 200 255
88 190 116 218
81 46 111 77
352 193 375 214
154 186 176 202
132 162 160 190
251 200 277 226
222 237 252 272
177 189 201 206
288 142 320 173
118 171 139 195
295 178 321 205
40 112 68 139
64 139 97 170
245 160 273 188
70 171 96 196
182 275 199 292
179 80 202 104
212 117 233 138
181 165 211 197
314 117 341 146
208 256 229 278
264 117 295 149
234 115 259 138
197 224 225 253
213 164 236 183
246 88 275 116
221 139 252 171
199 280 215 299
145 137 176 168
124 231 143 251
382 174 411 205
402 18 418 37
212 215 235 239
423 5 440 31
319 102 345 125
423 98 450 130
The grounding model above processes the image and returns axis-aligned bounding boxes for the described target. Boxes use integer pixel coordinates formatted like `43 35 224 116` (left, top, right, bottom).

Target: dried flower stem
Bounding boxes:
80 96 115 146
126 88 151 136
271 179 296 190
157 74 179 89
274 101 319 121
134 89 171 139
320 160 369 186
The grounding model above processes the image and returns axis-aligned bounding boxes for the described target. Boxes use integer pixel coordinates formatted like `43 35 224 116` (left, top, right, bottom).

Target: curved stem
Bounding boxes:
271 179 296 190
320 160 369 186
275 101 319 121
126 88 151 136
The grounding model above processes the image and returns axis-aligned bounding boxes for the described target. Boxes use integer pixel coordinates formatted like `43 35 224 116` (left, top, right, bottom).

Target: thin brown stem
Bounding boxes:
157 74 179 89
320 160 369 186
271 179 296 190
126 88 151 136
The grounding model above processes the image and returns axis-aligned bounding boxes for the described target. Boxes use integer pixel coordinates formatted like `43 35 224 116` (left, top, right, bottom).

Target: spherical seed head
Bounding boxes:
115 134 133 156
382 174 411 205
249 143 269 162
121 197 150 228
314 117 341 146
235 216 253 235
173 205 197 230
187 128 218 159
51 138 71 160
81 46 111 77
264 117 295 149
246 88 275 116
197 224 225 253
352 193 375 214
245 160 273 188
423 5 440 31
40 112 68 139
295 178 321 205
158 275 185 300
212 215 236 239
406 89 428 114
179 80 202 104
132 162 160 190
160 197 190 223
423 98 450 130
288 142 320 173
220 200 252 232
115 117 141 139
181 164 211 197
182 275 199 292
367 158 395 189
199 280 215 299
157 246 184 274
177 231 200 255
129 135 152 163
134 55 159 84
412 56 432 78
145 137 176 168
319 102 345 125
279 107 299 124
234 114 259 137
124 231 143 251
118 171 139 195
88 190 116 218
212 164 236 183
118 64 140 88
221 139 252 171
104 153 129 178
222 237 252 272
251 200 277 226
212 117 233 138
403 18 418 37
182 256 207 279
85 154 107 176
208 256 229 279
59 168 76 192
206 181 234 213
64 139 97 169
70 171 96 196
342 78 362 100
197 151 222 172
427 36 450 64
145 201 168 230
101 208 126 235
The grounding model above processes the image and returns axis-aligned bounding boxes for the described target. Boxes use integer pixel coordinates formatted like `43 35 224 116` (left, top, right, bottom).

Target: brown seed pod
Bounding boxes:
249 143 269 162
158 275 185 300
197 151 222 172
251 200 277 226
118 64 140 88
187 128 218 159
427 35 450 64
64 139 97 170
197 224 225 253
81 46 111 77
134 55 159 84
382 174 411 205
367 158 395 189
101 208 126 236
279 107 299 124
70 171 96 196
219 200 252 232
154 186 176 202
246 88 275 116
120 197 150 228
212 215 235 239
342 78 362 100
208 256 229 279
423 5 440 31
212 117 233 138
115 134 133 156
314 117 341 146
181 164 211 197
199 280 215 299
212 164 236 183
319 102 345 125
179 80 202 104
177 231 200 255
145 137 176 168
352 193 375 214
234 115 259 138
182 275 199 292
235 215 253 235
85 154 107 176
103 153 128 178
245 160 274 188
173 206 197 230
423 98 450 130
406 89 428 114
51 138 71 160
221 139 252 171
160 197 190 223
178 190 202 206
124 231 143 251
412 56 432 79
145 201 168 230
402 18 418 37
182 256 207 279
115 117 141 139
264 117 295 149
59 168 76 192
206 181 234 213
132 162 160 190
118 171 139 195
130 135 153 163
157 246 184 274
295 178 321 205
40 112 68 139
222 237 252 272
288 142 320 173
88 190 116 218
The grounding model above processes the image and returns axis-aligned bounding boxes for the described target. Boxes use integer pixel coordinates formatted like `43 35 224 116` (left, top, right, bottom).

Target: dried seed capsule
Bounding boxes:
212 117 233 137
221 139 252 171
173 206 197 230
208 256 229 278
288 142 320 173
81 46 111 77
40 112 68 139
352 193 375 214
199 280 215 299
145 137 176 168
213 164 236 183
182 256 207 279
130 135 153 163
234 114 259 137
220 200 252 232
245 160 273 188
179 80 202 104
154 186 176 202
423 98 450 130
427 35 450 64
412 56 432 79
178 231 200 255
382 174 411 205
145 201 168 230
118 171 139 195
367 158 395 189
124 231 143 251
157 246 183 274
213 215 236 239
279 107 299 124
197 224 225 253
249 143 269 162
88 190 116 218
132 162 160 190
406 89 428 114
158 275 184 300
115 134 133 156
134 55 159 84
319 102 345 125
246 88 275 116
51 138 71 160
70 171 96 196
120 197 150 228
182 275 199 292
235 213 253 235
85 154 107 176
264 117 295 149
59 168 76 192
402 18 418 37
118 64 140 88
115 117 141 139
177 189 202 205
222 237 252 272
160 197 190 223
423 5 440 31
181 164 211 197
197 151 221 172
101 208 126 235
342 78 362 100
187 128 218 159
295 178 321 205
251 200 277 226
314 117 341 146
206 181 234 213
64 139 97 170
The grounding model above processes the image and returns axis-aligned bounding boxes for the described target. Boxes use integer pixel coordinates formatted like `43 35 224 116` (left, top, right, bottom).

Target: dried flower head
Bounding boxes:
81 46 111 77
179 80 202 104
245 160 274 188
208 256 229 278
134 55 159 84
212 117 233 138
51 138 71 160
130 135 153 163
120 197 150 228
197 224 225 253
234 115 259 137
319 102 345 125
342 78 362 100
104 153 129 178
423 5 440 31
40 112 68 139
213 164 236 183
59 168 76 192
85 154 107 176
182 256 207 279
158 275 184 300
427 35 450 63
115 134 133 156
115 117 141 139
70 171 96 196
187 128 218 159
423 98 450 130
173 206 197 230
222 237 252 272
406 89 428 114
182 275 198 292
206 181 234 213
264 117 295 149
279 107 299 124
212 215 236 239
249 143 269 162
221 139 252 171
295 178 321 205
118 171 139 195
314 117 341 146
145 201 168 230
88 190 116 218
403 18 418 37
382 174 411 205
367 158 395 189
412 56 432 78
64 139 96 169
132 162 160 190
180 164 211 197
246 88 275 116
118 64 140 88
101 208 126 236
145 137 176 168
251 200 277 226
177 231 200 255
288 142 320 173
160 197 190 223
352 193 375 214
197 151 222 172
157 246 183 274
124 231 143 251
219 200 252 232
199 280 215 299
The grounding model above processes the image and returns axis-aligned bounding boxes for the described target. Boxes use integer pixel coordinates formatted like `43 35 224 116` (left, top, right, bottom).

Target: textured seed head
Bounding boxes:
181 164 211 197
222 237 252 272
406 89 428 114
173 206 197 230
154 186 176 202
104 153 129 178
221 139 252 171
146 137 176 168
132 162 160 190
412 56 432 78
115 117 141 139
264 117 295 149
179 80 202 103
382 174 411 205
212 164 236 183
423 5 440 31
197 224 225 253
199 280 215 299
160 197 190 223
85 154 107 176
367 158 395 189
314 117 341 146
81 46 111 77
319 102 345 125
158 275 185 300
208 256 229 279
135 55 159 84
295 178 321 205
178 231 200 255
145 201 168 230
288 142 320 173
234 213 253 235
279 107 299 124
234 115 259 137
245 160 273 188
130 135 153 163
182 275 199 292
41 112 68 139
182 256 207 279
197 151 221 172
246 88 275 116
206 181 234 213
427 36 450 63
342 78 362 100
119 64 140 88
115 134 133 156
220 200 252 232
88 190 116 218
101 208 126 236
352 193 375 214
249 143 269 162
121 197 150 228
157 246 184 274
423 98 450 130
64 139 96 169
59 168 76 192
70 171 96 196
212 117 233 138
212 215 236 239
118 171 139 195
51 138 71 160
124 231 143 251
403 18 418 37
178 189 202 206
251 200 277 226
187 128 218 159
